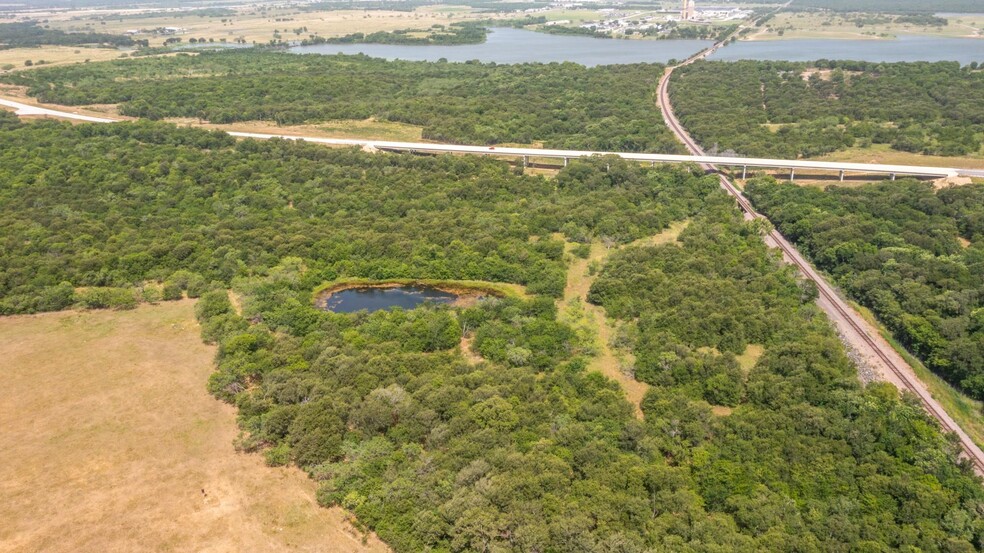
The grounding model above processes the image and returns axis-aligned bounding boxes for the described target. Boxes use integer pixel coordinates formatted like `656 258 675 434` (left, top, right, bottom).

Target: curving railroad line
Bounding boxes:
656 45 984 475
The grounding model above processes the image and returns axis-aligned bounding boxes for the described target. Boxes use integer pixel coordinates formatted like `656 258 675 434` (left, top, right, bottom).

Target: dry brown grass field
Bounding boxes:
43 7 490 48
745 12 984 41
168 117 425 143
814 144 984 170
0 46 124 71
0 300 389 553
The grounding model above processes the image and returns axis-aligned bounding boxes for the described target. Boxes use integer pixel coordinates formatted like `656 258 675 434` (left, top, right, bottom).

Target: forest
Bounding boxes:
0 115 693 315
1 50 683 152
0 116 982 551
670 60 984 159
0 22 140 49
746 179 984 403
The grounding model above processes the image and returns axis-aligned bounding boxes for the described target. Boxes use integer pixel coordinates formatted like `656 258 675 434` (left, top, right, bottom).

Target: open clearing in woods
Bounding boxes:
0 300 388 553
558 221 691 418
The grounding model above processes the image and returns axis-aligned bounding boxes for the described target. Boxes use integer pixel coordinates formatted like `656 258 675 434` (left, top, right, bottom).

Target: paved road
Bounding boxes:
657 46 984 476
0 98 116 123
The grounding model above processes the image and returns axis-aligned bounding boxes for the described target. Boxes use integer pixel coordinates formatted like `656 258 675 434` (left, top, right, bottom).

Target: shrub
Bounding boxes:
75 287 138 310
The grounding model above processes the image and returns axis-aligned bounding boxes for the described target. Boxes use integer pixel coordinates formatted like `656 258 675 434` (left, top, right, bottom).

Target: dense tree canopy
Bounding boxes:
2 50 684 152
747 178 984 401
1 117 982 551
0 116 699 315
587 201 984 550
670 60 984 158
0 21 139 49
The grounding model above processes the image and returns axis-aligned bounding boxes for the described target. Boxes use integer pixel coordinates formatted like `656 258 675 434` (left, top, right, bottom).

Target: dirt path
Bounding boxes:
459 335 484 365
559 241 648 418
558 223 687 418
0 301 389 553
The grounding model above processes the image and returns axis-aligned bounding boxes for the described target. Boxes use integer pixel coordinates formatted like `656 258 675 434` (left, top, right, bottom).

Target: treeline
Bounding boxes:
537 25 612 39
302 18 546 46
895 14 949 26
100 7 236 20
1 116 982 550
304 23 488 46
2 50 682 152
747 178 984 400
654 22 736 41
670 60 984 158
0 22 140 49
544 22 733 42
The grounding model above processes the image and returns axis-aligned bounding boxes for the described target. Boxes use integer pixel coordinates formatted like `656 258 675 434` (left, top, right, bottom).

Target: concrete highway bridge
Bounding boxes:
1 98 978 181
232 133 972 180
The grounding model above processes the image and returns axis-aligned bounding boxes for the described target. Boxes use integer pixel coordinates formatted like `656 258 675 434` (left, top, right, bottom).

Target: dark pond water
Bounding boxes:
289 27 713 66
320 286 459 313
709 36 984 64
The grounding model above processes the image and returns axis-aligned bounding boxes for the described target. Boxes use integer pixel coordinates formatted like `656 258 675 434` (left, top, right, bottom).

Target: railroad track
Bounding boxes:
657 52 984 475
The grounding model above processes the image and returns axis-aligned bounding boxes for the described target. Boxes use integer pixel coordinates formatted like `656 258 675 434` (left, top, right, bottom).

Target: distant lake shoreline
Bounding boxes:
290 27 712 66
712 36 983 64
289 27 983 66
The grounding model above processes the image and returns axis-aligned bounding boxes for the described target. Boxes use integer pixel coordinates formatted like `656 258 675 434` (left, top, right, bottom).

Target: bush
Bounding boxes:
195 289 233 321
264 442 291 466
161 282 183 301
75 287 138 310
141 285 163 303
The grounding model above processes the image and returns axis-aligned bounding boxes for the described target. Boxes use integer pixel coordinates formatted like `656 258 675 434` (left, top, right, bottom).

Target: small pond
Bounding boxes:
318 285 460 313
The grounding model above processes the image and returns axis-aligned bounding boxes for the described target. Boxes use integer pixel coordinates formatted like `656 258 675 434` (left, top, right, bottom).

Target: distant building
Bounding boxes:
681 0 696 21
697 6 748 20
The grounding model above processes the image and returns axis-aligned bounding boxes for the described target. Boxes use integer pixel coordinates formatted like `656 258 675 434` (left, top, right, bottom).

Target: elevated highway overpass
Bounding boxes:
224 132 969 180
1 98 977 180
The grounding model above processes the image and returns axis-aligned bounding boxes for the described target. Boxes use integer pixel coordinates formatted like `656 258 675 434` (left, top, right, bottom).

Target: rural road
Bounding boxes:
0 98 116 123
657 49 984 476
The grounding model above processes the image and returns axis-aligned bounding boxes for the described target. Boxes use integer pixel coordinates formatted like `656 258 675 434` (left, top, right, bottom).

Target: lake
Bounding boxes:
710 36 984 64
318 285 460 313
290 27 713 66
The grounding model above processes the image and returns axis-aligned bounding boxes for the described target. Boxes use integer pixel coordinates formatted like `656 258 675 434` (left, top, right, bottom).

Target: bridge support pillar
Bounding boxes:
522 155 528 168
742 165 747 180
790 168 795 182
563 157 569 167
891 173 896 181
651 161 656 167
839 170 845 182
